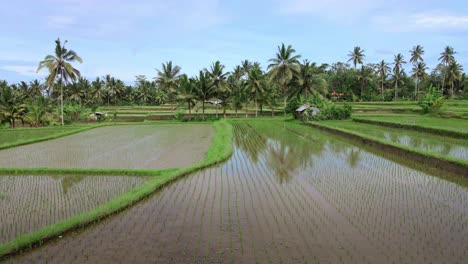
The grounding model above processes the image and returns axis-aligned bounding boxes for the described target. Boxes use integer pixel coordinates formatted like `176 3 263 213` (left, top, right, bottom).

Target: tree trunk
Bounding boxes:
451 81 454 98
381 80 384 101
188 101 191 114
255 96 258 118
61 83 64 126
283 83 287 117
202 101 205 119
245 103 248 118
271 105 274 117
394 82 398 99
223 105 226 118
415 79 418 99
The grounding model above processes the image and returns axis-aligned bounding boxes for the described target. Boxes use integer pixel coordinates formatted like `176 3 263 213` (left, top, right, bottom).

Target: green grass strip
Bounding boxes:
352 118 468 139
0 120 234 260
307 121 468 177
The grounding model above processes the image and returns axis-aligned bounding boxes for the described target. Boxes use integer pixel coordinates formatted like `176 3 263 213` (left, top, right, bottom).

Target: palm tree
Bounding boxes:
176 74 196 114
245 63 267 117
194 70 214 118
447 62 463 97
0 85 27 128
392 53 406 99
37 38 82 125
376 60 391 100
91 77 105 104
439 46 456 90
155 61 181 100
409 45 424 64
29 80 44 99
356 66 373 97
207 61 229 117
268 43 301 115
347 46 365 69
411 62 428 97
289 60 327 99
241 60 253 77
227 74 245 117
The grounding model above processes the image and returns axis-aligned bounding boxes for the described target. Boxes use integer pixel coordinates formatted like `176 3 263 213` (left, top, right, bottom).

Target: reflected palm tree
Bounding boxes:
346 147 361 168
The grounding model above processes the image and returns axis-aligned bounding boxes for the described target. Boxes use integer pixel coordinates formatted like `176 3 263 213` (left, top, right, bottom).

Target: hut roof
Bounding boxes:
296 104 310 112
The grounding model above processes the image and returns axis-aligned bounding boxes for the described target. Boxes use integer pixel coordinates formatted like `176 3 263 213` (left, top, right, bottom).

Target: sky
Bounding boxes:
1 0 467 84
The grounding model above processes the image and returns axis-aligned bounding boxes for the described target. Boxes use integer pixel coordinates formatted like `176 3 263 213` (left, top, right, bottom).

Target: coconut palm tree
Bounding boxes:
411 62 428 97
207 61 229 117
447 62 463 97
268 43 301 115
289 60 327 99
439 46 456 90
37 38 82 125
91 77 105 104
347 46 365 69
393 53 406 99
245 63 267 117
410 45 425 64
356 65 374 98
241 60 253 77
194 70 214 118
376 60 391 100
228 74 245 117
155 61 181 100
0 85 27 128
176 74 196 114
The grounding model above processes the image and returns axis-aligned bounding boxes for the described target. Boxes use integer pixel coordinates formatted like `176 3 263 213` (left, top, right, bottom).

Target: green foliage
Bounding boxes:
418 84 445 114
290 96 352 121
63 104 90 124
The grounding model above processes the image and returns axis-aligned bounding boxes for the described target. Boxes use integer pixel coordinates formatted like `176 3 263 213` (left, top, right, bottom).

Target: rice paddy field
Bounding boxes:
6 120 467 263
0 175 148 244
353 114 468 134
0 124 213 169
0 126 90 149
318 120 468 161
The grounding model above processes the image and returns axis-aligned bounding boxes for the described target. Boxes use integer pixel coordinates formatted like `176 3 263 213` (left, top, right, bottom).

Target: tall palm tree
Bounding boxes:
241 60 253 78
289 60 327 99
447 62 463 97
268 43 301 115
245 63 267 117
228 74 245 117
176 74 196 114
392 53 406 99
37 38 82 125
155 61 181 100
411 62 428 97
207 61 229 117
376 60 391 100
194 70 214 118
356 65 373 97
439 46 456 90
347 46 365 69
409 45 425 64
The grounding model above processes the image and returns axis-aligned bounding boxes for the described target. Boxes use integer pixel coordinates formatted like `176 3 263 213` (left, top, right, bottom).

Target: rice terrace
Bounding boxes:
1 1 468 262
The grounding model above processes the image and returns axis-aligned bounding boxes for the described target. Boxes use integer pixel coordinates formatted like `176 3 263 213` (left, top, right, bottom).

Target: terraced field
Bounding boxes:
0 124 213 169
0 175 148 243
8 121 467 263
319 120 468 161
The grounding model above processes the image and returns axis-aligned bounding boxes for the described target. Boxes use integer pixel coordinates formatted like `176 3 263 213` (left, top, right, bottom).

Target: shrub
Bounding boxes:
418 84 444 114
302 96 352 121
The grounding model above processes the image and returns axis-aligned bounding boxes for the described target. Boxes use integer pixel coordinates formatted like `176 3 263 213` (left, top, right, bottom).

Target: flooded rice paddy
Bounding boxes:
0 175 148 244
7 121 468 263
0 124 213 169
325 121 468 161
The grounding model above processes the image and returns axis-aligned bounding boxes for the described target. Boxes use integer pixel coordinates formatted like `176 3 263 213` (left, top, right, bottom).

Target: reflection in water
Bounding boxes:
346 147 361 168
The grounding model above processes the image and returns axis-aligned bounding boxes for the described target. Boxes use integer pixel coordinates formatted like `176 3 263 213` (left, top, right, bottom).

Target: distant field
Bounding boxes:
353 114 468 133
0 127 84 148
319 120 468 161
0 124 214 169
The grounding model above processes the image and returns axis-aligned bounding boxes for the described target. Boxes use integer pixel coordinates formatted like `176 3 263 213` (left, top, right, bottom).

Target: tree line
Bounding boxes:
1 38 466 127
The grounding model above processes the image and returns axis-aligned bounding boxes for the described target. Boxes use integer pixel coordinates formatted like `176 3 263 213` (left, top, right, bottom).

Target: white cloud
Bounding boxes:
275 0 386 23
0 65 44 77
373 13 468 32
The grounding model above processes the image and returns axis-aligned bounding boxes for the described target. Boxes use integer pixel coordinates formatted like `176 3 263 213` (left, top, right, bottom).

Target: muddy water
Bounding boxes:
331 121 468 160
0 175 148 244
0 124 214 169
7 121 468 263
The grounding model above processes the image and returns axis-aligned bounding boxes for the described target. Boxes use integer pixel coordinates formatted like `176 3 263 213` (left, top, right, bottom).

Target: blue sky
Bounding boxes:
1 0 467 84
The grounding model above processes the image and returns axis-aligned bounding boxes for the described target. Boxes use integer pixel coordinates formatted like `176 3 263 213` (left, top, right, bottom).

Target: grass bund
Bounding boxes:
0 120 233 260
307 121 468 176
